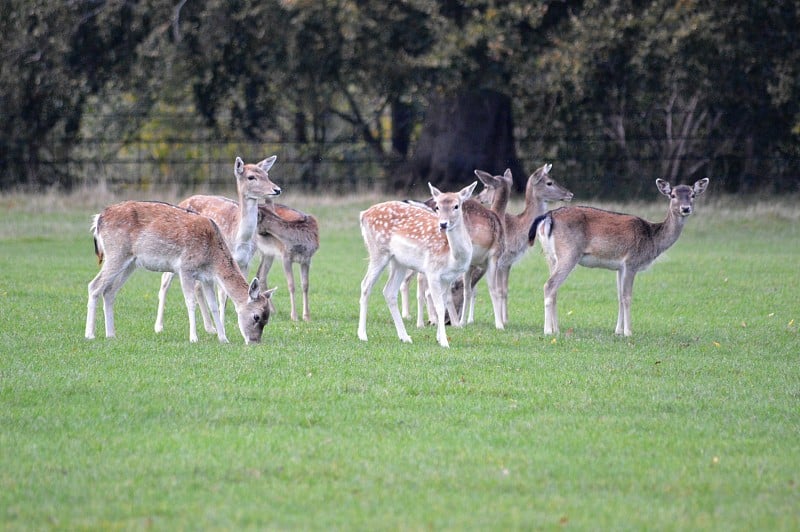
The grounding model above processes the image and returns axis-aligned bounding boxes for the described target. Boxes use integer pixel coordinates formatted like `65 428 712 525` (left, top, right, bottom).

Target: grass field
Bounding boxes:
1 187 798 530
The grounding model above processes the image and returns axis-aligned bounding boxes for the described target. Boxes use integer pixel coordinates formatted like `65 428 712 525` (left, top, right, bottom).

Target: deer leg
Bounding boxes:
497 265 511 326
86 259 127 339
154 272 174 333
86 271 108 339
194 282 218 334
400 270 414 320
383 262 413 343
201 280 228 343
282 255 298 321
257 253 277 316
177 272 202 343
358 255 390 342
456 270 472 328
467 266 486 325
427 278 450 348
415 272 428 328
543 254 579 335
92 258 135 339
484 259 505 330
300 261 311 321
616 268 636 336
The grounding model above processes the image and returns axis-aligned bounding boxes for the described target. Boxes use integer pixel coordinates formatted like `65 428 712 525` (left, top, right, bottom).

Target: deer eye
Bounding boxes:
253 314 261 323
546 181 553 186
454 205 459 210
248 175 256 181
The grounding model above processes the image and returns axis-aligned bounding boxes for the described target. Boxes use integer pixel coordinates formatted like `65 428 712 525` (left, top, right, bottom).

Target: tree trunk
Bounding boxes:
406 89 524 194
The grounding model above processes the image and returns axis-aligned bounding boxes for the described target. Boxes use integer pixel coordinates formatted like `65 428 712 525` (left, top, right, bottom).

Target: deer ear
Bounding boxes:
235 157 245 177
474 170 492 185
248 278 261 301
503 168 513 183
263 287 277 299
543 163 552 174
428 182 442 198
655 179 671 196
259 155 277 172
693 178 710 195
460 181 478 200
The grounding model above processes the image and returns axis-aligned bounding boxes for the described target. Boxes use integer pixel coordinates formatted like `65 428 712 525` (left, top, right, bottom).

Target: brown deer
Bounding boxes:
86 201 276 344
476 164 573 324
255 200 320 321
154 156 281 335
358 182 477 348
529 178 709 336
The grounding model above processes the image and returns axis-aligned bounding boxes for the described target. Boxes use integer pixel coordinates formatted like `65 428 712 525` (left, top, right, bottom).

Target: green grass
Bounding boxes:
1 191 798 530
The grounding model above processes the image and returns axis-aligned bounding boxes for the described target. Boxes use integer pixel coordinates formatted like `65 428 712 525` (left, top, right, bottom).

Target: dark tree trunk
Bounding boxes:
406 89 524 194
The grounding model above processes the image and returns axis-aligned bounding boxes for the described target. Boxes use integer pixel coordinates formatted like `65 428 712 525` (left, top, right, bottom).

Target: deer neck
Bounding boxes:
491 186 511 216
518 182 547 226
653 210 687 255
444 219 473 266
213 248 250 309
235 191 260 244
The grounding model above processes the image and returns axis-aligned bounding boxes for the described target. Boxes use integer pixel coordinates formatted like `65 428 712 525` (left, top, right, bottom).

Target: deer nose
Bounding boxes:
439 222 448 231
680 205 692 215
273 187 282 196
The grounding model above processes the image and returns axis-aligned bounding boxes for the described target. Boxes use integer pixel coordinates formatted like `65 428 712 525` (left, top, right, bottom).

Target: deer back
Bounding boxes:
257 203 320 261
95 201 231 276
180 195 240 245
463 199 504 262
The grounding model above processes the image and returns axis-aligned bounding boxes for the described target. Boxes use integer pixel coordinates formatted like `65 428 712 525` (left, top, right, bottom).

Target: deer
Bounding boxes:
474 164 574 325
85 201 277 344
255 200 320 321
529 178 709 336
398 172 507 330
154 156 281 336
358 182 477 348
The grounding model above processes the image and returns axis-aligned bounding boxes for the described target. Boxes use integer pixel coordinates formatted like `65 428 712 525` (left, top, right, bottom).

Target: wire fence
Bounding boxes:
8 130 800 197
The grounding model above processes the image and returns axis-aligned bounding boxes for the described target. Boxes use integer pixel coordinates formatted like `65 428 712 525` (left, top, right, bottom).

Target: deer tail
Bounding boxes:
90 214 104 265
529 213 552 245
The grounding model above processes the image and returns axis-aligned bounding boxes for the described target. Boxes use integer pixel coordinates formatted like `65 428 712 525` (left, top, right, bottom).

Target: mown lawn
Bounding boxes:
1 189 798 530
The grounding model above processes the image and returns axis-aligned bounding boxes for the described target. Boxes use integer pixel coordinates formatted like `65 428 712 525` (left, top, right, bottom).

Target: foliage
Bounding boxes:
1 1 797 194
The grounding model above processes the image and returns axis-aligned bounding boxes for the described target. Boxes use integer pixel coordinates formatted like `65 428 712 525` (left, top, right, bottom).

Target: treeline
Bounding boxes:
2 0 798 197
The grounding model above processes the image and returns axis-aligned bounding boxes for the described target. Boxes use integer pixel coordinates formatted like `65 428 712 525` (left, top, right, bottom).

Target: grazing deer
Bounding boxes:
529 178 709 336
154 156 281 335
358 182 477 347
255 200 320 321
86 201 276 344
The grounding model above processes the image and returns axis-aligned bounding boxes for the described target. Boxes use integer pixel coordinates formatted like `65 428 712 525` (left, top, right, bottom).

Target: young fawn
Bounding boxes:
529 178 709 336
255 200 320 321
358 182 477 348
86 201 276 344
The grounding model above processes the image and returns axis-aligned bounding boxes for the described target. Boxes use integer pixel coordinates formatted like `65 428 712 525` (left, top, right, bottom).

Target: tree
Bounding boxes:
0 0 171 188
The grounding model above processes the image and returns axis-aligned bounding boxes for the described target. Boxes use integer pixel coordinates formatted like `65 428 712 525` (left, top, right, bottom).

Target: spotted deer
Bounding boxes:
358 182 477 347
154 156 281 335
529 178 709 336
255 200 320 321
399 171 507 329
86 201 276 344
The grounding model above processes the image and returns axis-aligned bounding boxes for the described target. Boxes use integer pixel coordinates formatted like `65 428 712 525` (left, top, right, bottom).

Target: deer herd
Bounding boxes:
85 155 709 347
